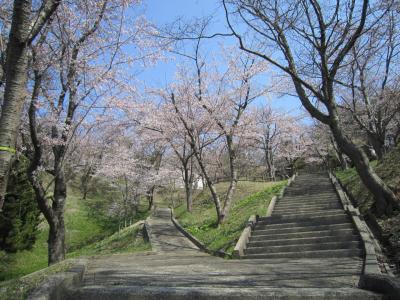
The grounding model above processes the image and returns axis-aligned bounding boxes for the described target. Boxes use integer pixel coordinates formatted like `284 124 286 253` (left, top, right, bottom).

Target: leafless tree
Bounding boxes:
339 6 400 159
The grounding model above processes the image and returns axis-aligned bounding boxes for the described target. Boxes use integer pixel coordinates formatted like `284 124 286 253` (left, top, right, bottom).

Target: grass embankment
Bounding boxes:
0 184 148 280
336 145 400 265
173 180 287 254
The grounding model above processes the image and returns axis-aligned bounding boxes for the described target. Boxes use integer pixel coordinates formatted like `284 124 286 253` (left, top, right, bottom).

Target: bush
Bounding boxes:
0 157 41 252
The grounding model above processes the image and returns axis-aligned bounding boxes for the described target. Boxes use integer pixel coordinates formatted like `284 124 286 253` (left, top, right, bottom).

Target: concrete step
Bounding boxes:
243 248 364 259
248 234 360 247
281 194 339 201
252 223 353 236
245 241 361 254
272 207 341 215
284 191 336 197
273 203 341 213
250 228 357 241
293 177 331 185
285 189 337 201
287 181 332 185
286 183 335 192
66 285 382 299
276 197 340 206
287 183 333 187
272 208 346 218
271 209 344 217
255 215 350 230
277 196 339 204
275 196 339 207
256 212 350 226
259 209 345 222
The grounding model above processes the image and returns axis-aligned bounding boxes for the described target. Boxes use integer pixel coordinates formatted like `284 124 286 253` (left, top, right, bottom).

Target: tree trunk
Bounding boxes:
221 136 238 223
80 166 92 200
182 159 194 212
265 147 276 181
49 162 67 264
147 186 155 211
330 119 399 216
331 136 348 170
27 159 66 265
367 132 385 161
0 0 32 210
194 151 223 224
48 214 65 264
185 182 193 213
221 168 237 223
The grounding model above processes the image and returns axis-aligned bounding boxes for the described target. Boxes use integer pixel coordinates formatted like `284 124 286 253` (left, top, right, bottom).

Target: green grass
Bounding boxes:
335 149 399 214
173 180 287 254
67 222 151 257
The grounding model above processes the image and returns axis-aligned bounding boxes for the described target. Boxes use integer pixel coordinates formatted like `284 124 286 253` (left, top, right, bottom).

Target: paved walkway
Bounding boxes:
66 208 381 299
145 208 200 253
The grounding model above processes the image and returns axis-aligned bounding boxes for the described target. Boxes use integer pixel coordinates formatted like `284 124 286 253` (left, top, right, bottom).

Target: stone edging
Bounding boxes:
27 259 87 300
329 172 400 298
144 217 158 252
233 173 297 258
266 173 297 217
170 208 231 259
329 172 381 275
232 215 256 258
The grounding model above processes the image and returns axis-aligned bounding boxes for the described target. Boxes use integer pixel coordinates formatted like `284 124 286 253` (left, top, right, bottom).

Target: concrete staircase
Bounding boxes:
62 175 382 299
243 172 364 259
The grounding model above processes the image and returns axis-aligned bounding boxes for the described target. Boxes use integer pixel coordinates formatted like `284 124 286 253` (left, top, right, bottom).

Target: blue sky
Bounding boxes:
137 0 304 116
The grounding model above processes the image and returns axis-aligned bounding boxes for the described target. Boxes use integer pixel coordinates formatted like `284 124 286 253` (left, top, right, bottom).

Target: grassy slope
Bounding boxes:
336 145 400 259
67 222 150 257
173 180 287 254
0 185 149 281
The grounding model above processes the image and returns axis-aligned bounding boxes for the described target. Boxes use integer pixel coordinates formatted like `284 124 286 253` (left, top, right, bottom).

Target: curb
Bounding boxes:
170 208 231 259
329 172 382 275
232 215 256 258
266 173 297 217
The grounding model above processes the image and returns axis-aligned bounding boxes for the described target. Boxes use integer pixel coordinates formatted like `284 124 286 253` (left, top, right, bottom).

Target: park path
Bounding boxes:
66 181 382 299
145 208 201 253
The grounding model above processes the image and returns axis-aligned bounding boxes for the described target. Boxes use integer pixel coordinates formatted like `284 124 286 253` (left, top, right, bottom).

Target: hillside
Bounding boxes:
173 180 287 254
336 145 400 272
0 183 150 282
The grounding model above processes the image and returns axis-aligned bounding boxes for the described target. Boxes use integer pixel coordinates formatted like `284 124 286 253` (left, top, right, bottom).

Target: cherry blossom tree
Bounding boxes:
249 106 311 178
96 139 153 225
23 0 159 264
160 44 268 224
